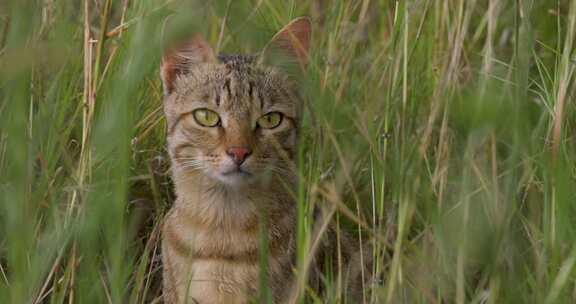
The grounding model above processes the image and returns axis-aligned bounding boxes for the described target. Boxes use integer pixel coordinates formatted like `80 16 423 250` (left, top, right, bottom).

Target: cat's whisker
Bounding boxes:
179 160 202 164
176 159 207 173
180 164 203 169
172 157 202 162
177 159 203 165
180 165 205 171
255 163 296 179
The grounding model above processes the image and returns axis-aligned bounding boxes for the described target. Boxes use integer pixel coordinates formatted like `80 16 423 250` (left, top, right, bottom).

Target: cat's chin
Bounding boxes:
212 170 256 187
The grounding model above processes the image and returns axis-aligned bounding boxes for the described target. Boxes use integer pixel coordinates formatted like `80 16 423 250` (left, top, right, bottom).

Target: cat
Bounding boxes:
160 17 369 304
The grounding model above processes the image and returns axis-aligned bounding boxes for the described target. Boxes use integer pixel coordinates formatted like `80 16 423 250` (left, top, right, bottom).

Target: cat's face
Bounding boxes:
164 59 299 186
161 19 310 187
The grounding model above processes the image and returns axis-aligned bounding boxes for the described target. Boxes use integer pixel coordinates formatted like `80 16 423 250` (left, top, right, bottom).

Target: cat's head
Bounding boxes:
161 18 311 187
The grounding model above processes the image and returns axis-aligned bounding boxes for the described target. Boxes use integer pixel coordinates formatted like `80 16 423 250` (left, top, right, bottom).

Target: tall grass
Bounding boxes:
1 0 575 303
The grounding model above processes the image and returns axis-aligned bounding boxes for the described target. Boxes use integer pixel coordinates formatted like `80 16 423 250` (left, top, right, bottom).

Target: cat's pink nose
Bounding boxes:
226 147 252 165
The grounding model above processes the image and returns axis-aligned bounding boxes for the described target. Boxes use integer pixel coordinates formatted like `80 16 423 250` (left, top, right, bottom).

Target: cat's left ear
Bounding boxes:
260 17 312 72
161 33 215 96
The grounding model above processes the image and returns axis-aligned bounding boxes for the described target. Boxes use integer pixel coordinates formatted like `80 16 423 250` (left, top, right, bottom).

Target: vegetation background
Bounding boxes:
1 0 575 303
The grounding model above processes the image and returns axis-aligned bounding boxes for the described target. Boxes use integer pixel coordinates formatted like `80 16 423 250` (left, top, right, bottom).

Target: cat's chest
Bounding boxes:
182 258 259 304
164 208 260 260
163 201 296 303
163 211 262 303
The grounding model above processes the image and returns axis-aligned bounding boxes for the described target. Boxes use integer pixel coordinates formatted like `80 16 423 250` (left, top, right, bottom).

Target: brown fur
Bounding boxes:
160 18 369 304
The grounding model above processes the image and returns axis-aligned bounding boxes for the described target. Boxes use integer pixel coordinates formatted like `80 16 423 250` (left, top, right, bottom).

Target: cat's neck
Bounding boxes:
172 170 296 229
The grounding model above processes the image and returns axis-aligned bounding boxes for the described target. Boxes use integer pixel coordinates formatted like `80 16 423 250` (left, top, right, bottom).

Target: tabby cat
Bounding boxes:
160 17 367 304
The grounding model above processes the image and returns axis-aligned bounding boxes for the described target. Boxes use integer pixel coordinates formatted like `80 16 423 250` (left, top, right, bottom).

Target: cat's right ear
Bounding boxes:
161 33 215 96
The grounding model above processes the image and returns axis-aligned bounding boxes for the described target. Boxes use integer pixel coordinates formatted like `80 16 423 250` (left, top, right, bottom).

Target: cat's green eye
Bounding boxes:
257 112 283 129
192 109 220 127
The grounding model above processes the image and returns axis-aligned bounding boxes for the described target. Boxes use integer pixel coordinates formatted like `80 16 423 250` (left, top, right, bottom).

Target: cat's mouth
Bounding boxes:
216 167 255 186
221 168 252 177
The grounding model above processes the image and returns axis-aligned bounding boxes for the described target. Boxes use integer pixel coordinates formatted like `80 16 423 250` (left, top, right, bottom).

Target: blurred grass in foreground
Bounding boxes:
1 0 575 303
